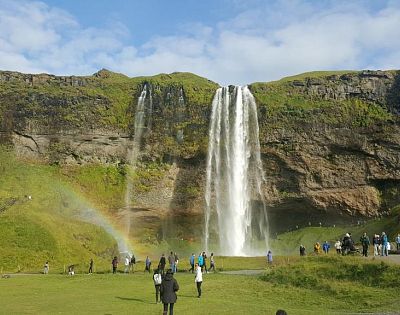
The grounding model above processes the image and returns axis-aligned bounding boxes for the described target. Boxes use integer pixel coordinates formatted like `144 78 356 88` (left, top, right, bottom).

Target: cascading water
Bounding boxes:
124 85 151 239
204 86 269 256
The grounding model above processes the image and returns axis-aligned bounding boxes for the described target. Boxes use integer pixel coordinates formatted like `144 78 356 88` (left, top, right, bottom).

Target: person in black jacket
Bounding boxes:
160 269 179 315
159 254 166 275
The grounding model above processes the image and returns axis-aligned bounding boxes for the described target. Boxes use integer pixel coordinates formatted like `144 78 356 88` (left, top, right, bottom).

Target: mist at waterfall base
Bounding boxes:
204 86 270 257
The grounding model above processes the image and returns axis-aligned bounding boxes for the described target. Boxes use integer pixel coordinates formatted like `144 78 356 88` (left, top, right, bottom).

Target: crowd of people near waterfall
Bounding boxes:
301 231 400 257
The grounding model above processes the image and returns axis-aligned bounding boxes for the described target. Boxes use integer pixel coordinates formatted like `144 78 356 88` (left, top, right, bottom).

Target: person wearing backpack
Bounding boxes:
160 269 179 315
153 268 162 303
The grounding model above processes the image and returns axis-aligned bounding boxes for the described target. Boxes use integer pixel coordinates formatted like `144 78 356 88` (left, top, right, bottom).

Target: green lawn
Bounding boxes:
1 256 399 315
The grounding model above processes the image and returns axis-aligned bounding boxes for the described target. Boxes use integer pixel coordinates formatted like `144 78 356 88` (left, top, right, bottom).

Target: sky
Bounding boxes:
0 0 400 85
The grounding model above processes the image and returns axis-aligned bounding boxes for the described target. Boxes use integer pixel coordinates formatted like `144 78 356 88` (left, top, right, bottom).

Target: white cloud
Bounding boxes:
0 0 400 85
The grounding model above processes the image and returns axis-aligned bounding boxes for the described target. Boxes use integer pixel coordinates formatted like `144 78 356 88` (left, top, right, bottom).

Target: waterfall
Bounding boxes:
124 85 151 237
204 86 269 256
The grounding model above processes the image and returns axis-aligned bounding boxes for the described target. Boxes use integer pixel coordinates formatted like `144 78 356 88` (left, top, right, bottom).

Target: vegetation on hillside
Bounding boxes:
0 148 118 272
250 71 394 134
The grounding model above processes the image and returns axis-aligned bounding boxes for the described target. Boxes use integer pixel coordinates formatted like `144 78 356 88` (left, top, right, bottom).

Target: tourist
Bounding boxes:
202 251 208 273
88 258 94 274
334 240 341 254
198 253 204 272
43 261 49 274
145 256 152 273
381 232 389 256
314 242 321 254
112 256 118 274
372 234 380 256
130 254 136 273
341 233 354 255
396 234 400 251
360 232 370 257
68 265 75 276
160 269 179 315
124 256 130 273
168 252 175 273
209 253 216 272
153 268 162 303
267 250 273 264
189 253 195 273
195 263 203 298
174 252 179 273
322 241 330 254
159 254 166 274
299 244 306 256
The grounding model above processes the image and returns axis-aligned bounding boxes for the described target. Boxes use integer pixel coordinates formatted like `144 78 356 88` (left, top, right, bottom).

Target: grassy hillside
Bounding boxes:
0 147 119 273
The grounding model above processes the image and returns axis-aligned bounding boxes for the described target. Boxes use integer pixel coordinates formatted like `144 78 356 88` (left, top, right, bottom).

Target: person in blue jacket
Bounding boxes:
189 253 195 273
381 232 389 256
322 241 330 254
198 253 204 271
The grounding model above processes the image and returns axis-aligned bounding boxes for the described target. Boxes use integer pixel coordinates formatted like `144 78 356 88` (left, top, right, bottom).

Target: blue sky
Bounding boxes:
0 0 399 85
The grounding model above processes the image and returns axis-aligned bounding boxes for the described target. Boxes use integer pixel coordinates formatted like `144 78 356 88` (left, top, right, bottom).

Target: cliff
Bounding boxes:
1 69 399 235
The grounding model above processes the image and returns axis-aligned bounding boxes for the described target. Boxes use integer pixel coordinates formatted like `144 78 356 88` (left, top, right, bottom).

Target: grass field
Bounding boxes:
1 255 399 315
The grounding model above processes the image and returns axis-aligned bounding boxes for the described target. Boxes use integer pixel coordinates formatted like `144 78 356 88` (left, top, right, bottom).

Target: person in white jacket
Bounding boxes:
124 256 130 273
195 263 203 298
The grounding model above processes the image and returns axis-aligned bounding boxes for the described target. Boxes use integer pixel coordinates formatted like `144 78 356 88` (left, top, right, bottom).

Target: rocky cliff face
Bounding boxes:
252 70 400 230
1 69 399 234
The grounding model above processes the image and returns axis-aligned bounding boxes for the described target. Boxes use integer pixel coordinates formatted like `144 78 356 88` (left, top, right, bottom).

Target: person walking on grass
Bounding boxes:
334 240 341 254
209 253 216 272
124 256 130 273
153 268 162 303
130 254 136 273
267 250 273 264
159 254 166 274
202 251 208 273
112 256 118 274
198 253 204 272
145 256 151 273
360 232 370 257
189 253 195 273
322 241 330 254
160 269 179 315
43 261 49 274
195 263 203 298
396 234 400 251
300 244 306 256
314 242 321 254
174 252 179 273
381 232 389 256
168 252 175 273
373 234 380 256
88 258 94 274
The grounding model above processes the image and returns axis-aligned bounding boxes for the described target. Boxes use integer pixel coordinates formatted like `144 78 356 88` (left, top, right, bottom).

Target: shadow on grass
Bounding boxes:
177 294 199 299
115 296 153 304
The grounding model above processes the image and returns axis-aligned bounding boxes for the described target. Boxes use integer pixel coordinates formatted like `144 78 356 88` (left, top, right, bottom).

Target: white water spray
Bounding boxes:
124 85 151 240
204 86 269 256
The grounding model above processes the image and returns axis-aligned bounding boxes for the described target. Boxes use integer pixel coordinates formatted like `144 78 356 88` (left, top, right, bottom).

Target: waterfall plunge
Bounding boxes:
204 86 269 256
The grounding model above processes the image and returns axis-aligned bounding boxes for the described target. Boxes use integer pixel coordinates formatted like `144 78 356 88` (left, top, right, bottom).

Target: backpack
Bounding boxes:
154 273 162 285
